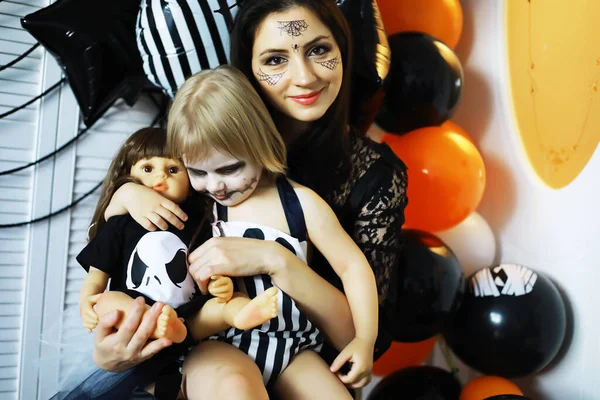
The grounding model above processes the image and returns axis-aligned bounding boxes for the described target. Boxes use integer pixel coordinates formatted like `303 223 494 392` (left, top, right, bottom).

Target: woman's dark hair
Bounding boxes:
230 0 353 196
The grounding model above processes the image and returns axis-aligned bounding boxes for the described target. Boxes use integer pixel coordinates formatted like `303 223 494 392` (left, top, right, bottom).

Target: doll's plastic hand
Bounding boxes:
93 297 172 372
330 337 374 388
80 293 102 332
111 183 187 231
208 275 234 303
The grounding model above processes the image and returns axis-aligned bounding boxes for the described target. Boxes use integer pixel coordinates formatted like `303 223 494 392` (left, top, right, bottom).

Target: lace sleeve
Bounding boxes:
353 166 408 304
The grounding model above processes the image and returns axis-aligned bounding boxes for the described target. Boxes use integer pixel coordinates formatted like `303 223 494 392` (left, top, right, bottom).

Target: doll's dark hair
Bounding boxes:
88 128 173 240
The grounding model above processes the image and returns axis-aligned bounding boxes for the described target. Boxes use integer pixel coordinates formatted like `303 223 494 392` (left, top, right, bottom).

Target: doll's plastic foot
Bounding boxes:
233 287 279 330
154 305 187 343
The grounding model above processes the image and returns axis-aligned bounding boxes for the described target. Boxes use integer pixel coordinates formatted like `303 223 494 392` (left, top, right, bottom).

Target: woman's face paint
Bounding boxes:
251 6 343 122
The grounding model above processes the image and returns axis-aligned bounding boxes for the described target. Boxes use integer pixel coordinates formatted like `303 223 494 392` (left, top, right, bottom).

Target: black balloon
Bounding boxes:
444 264 567 378
367 366 461 400
384 230 465 342
337 0 391 126
375 32 464 134
485 396 535 400
21 0 147 127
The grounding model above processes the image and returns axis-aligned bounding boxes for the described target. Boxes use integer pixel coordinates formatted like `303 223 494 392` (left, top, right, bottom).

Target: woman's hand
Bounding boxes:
92 297 173 372
106 183 187 231
188 237 276 294
330 337 374 388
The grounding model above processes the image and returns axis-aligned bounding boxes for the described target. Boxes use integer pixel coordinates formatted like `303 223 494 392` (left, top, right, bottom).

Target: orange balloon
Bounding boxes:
384 123 486 232
378 0 463 49
443 120 472 143
460 376 524 400
372 338 437 377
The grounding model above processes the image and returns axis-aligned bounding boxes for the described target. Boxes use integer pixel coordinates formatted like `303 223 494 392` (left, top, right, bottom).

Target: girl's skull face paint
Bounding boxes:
184 149 262 207
251 6 343 123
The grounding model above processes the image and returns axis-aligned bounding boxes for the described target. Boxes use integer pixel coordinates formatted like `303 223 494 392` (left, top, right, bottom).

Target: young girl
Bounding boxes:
165 65 378 397
77 127 279 345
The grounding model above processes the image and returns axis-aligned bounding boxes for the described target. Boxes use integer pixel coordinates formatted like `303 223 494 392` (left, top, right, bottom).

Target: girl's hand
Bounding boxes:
108 183 187 231
92 297 172 372
330 337 374 388
188 237 276 294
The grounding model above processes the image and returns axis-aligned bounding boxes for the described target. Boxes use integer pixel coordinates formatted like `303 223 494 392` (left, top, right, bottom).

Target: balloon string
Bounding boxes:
0 181 102 228
0 123 92 176
436 335 463 386
0 78 65 120
0 43 40 72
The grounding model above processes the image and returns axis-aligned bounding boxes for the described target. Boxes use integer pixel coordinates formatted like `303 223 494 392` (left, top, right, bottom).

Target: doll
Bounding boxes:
77 127 279 344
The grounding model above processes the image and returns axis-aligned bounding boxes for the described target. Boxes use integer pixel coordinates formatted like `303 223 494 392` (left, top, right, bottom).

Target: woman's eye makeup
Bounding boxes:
309 44 331 57
257 68 286 86
265 56 287 66
314 55 341 71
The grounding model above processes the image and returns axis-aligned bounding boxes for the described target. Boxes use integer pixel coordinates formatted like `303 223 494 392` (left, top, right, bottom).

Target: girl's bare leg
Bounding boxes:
181 340 268 400
94 291 187 343
273 350 353 400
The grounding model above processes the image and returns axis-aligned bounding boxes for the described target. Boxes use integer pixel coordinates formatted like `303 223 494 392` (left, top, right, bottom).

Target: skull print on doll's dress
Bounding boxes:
126 231 197 308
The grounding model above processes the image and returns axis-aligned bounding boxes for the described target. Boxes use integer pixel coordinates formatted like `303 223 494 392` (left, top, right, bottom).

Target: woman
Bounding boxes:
94 1 407 398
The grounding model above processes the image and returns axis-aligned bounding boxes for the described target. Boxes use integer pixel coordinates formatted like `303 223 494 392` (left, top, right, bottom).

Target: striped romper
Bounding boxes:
209 176 323 387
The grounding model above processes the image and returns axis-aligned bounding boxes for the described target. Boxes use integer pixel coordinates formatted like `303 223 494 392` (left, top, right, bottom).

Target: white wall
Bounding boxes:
365 1 598 399
449 0 598 398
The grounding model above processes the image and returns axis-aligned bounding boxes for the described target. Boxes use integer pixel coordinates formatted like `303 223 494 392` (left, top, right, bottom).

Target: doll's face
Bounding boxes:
251 6 343 122
184 149 262 207
130 157 190 204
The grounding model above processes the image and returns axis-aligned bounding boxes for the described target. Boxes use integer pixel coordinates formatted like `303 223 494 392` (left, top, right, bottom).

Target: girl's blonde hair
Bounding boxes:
167 65 286 174
88 128 174 240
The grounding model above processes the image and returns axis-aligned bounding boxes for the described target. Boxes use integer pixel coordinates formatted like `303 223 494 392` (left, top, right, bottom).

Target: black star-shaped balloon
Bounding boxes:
21 0 148 127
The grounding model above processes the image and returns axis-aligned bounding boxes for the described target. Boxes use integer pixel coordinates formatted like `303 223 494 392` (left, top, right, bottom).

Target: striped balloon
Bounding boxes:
136 0 238 98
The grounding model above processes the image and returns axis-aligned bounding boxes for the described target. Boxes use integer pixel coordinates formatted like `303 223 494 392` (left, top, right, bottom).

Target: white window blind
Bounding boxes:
1 1 159 398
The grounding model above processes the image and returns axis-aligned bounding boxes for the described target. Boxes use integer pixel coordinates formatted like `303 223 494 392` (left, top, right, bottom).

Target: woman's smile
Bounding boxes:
288 88 323 105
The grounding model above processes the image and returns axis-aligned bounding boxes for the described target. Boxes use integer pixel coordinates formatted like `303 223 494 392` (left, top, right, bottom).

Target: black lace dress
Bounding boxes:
291 130 408 360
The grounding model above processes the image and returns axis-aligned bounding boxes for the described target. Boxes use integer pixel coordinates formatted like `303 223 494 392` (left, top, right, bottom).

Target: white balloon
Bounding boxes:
434 212 496 277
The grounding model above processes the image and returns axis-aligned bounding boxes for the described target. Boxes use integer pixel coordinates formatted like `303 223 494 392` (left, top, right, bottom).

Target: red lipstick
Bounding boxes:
289 89 323 105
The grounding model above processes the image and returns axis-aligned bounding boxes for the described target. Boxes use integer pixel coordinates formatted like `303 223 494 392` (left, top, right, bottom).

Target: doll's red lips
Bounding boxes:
153 182 168 192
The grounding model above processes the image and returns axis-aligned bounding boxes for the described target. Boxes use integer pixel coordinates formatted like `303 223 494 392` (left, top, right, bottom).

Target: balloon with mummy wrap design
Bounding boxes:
444 264 568 378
